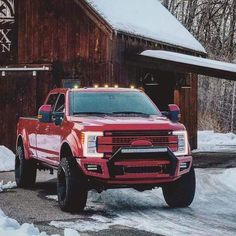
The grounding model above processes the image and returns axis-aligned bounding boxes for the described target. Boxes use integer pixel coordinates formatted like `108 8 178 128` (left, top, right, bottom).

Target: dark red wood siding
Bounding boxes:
18 0 113 86
0 71 53 150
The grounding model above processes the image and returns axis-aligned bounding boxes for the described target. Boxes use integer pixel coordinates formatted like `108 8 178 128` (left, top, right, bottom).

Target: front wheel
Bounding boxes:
57 157 88 212
162 166 196 208
15 146 37 188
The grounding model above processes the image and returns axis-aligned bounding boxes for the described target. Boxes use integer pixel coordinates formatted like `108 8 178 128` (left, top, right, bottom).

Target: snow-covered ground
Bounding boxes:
0 149 79 236
0 146 15 172
0 180 52 236
0 209 50 236
0 206 79 236
193 130 236 152
49 168 236 235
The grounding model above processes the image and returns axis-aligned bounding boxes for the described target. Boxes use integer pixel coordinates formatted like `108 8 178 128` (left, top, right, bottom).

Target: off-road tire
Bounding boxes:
15 146 37 188
162 166 196 208
57 157 88 212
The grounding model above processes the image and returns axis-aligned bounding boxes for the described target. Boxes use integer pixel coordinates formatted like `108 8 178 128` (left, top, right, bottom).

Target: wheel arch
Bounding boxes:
16 135 24 148
60 131 82 160
16 134 30 160
60 141 74 160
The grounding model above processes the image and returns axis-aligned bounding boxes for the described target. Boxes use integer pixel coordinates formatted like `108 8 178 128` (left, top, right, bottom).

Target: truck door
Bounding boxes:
46 93 65 163
36 93 59 160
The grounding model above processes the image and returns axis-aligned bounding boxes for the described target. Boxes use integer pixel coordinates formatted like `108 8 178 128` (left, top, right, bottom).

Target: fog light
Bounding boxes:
86 164 98 171
85 164 102 174
180 162 189 171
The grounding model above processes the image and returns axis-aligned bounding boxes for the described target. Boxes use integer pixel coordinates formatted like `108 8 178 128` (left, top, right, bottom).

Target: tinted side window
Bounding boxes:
46 94 59 111
54 94 65 113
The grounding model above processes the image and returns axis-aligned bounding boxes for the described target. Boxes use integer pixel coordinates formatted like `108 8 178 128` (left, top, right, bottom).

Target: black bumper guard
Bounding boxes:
107 146 178 178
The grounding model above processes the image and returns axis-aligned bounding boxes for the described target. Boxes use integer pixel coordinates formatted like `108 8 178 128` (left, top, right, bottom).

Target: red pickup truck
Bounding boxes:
15 87 195 212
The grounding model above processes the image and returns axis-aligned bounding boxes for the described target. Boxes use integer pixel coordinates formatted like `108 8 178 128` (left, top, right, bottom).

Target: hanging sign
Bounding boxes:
0 0 17 64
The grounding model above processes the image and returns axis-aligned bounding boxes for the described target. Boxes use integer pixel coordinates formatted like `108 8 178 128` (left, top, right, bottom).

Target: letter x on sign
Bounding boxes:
0 29 11 43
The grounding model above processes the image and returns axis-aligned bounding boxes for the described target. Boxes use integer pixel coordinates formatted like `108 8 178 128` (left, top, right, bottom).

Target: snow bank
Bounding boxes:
85 0 205 53
193 131 236 152
49 168 236 235
46 195 58 201
0 181 17 192
50 215 112 233
64 229 80 236
0 209 80 236
0 146 15 172
0 209 49 236
0 184 79 235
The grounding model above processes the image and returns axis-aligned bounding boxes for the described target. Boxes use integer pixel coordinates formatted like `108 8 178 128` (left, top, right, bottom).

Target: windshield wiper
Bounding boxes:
111 112 150 117
73 112 109 116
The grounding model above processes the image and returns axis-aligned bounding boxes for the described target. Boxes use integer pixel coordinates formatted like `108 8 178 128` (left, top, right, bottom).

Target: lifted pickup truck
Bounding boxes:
16 87 195 212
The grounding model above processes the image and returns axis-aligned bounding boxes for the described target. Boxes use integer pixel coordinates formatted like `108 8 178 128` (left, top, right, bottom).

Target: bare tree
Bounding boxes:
161 0 236 132
228 0 236 61
162 0 170 8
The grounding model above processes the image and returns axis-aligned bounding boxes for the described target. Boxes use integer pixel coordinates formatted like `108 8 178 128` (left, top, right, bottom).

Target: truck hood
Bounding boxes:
70 115 185 131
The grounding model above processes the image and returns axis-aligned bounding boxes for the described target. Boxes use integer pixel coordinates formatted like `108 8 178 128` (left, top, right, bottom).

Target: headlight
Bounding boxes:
173 130 188 156
82 132 103 158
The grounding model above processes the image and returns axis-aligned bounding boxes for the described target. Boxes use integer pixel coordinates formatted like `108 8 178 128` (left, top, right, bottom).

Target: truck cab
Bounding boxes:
16 87 195 212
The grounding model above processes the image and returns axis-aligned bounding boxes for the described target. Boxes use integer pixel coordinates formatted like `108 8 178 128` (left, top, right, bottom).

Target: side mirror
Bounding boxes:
168 104 181 123
38 105 52 123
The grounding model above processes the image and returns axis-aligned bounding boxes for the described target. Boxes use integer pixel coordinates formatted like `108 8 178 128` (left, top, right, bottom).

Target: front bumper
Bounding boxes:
77 147 192 185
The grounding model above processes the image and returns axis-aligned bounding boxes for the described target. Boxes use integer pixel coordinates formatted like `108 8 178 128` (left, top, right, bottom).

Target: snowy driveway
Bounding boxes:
0 168 236 236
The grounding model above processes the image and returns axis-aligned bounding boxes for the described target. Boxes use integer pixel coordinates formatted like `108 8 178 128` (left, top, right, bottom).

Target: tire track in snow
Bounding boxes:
50 169 236 235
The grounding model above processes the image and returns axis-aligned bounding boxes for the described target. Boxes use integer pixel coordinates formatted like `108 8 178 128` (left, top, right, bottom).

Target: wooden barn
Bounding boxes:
1 0 236 151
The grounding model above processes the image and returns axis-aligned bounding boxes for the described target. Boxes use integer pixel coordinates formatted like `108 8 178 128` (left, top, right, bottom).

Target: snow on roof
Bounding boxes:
141 50 236 73
85 0 206 53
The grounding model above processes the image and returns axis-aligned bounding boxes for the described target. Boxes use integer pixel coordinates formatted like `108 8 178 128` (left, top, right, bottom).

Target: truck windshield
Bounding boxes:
70 91 161 116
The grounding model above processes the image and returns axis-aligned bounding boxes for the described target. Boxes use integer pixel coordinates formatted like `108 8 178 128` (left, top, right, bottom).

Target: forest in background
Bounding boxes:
161 0 236 133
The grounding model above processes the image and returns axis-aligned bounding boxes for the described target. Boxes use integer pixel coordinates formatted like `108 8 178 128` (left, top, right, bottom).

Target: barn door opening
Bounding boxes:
141 70 176 111
0 68 53 151
0 74 37 150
